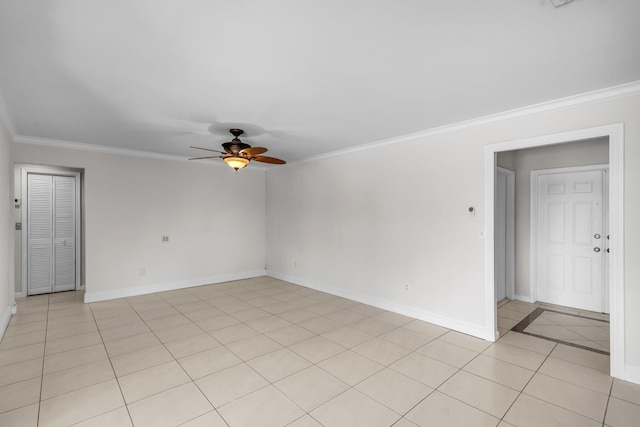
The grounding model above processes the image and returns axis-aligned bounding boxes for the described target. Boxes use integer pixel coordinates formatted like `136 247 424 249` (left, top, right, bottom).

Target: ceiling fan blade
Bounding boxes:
239 146 268 156
189 155 223 160
253 156 286 165
190 146 225 154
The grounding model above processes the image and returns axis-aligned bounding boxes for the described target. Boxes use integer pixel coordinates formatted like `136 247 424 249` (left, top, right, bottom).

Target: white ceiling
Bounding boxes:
1 1 639 163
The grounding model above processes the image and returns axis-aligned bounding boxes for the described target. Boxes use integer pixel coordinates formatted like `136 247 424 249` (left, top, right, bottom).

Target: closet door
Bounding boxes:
27 174 53 295
26 173 77 295
53 176 76 292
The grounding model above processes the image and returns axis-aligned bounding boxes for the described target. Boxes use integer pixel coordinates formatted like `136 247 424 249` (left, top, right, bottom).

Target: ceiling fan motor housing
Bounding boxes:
222 140 251 155
222 129 250 155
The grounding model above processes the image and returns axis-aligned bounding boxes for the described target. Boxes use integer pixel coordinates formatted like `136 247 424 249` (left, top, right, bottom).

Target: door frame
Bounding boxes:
20 165 82 297
530 164 609 311
484 123 624 379
495 166 515 301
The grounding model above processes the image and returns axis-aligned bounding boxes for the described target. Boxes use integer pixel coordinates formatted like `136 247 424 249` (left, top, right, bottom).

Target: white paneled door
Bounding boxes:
535 168 607 313
26 173 78 295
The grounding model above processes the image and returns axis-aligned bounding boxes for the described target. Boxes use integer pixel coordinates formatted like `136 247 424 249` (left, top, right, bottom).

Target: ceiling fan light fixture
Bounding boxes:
224 156 249 170
190 128 285 170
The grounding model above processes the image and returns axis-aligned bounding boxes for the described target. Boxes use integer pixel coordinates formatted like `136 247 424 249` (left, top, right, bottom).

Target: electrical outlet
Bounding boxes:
161 235 170 243
404 284 409 291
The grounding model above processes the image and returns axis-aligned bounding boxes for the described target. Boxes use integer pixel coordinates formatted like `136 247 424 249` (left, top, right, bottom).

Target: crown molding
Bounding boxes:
12 134 196 162
11 134 270 171
6 80 640 167
296 80 640 165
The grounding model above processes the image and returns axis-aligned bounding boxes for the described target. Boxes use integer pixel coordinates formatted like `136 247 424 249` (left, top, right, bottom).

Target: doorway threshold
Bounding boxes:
511 308 610 355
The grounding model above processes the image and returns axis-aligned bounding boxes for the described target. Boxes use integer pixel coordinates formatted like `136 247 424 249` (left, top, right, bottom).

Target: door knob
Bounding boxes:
607 248 610 253
594 234 601 239
594 247 601 252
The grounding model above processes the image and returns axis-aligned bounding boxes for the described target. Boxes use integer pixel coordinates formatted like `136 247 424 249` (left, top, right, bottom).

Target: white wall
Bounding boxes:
266 91 640 379
497 138 609 299
267 134 491 337
11 144 267 301
0 122 13 340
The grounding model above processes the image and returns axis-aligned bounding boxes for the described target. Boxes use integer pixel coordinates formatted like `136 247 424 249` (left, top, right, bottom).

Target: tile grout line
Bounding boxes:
513 307 610 355
185 284 406 425
89 295 136 427
512 341 613 425
601 375 615 427
36 294 50 427
346 328 465 423
409 333 526 424
497 340 559 424
122 286 286 425
501 302 612 424
142 290 233 426
200 285 342 425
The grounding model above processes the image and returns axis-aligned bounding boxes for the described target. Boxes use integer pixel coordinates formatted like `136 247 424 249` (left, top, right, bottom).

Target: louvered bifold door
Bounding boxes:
27 173 77 295
53 176 76 292
27 174 54 295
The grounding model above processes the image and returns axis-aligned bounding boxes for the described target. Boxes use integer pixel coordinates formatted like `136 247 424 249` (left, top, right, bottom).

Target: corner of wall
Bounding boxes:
0 301 12 342
266 270 490 341
84 270 267 303
624 364 640 386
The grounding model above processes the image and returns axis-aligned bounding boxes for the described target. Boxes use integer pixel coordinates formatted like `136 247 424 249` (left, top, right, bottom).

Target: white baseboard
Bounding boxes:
84 270 266 303
624 364 640 385
0 305 13 342
514 294 535 303
267 270 489 341
14 292 24 299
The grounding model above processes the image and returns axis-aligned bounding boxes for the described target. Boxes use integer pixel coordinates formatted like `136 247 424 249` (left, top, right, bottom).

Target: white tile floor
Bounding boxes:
525 311 610 352
0 277 638 426
498 300 610 353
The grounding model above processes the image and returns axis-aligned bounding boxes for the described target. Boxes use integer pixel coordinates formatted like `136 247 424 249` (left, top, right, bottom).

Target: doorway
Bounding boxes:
19 166 82 296
484 124 624 378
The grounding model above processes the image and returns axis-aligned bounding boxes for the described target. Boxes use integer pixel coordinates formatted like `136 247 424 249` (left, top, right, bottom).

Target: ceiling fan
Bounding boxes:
189 129 286 171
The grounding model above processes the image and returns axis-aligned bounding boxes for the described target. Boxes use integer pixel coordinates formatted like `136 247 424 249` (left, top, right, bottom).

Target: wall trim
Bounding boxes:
297 80 640 165
13 135 208 163
12 135 271 172
5 81 640 168
83 270 266 303
514 294 535 303
0 305 12 342
267 270 489 340
625 364 640 385
12 135 270 171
